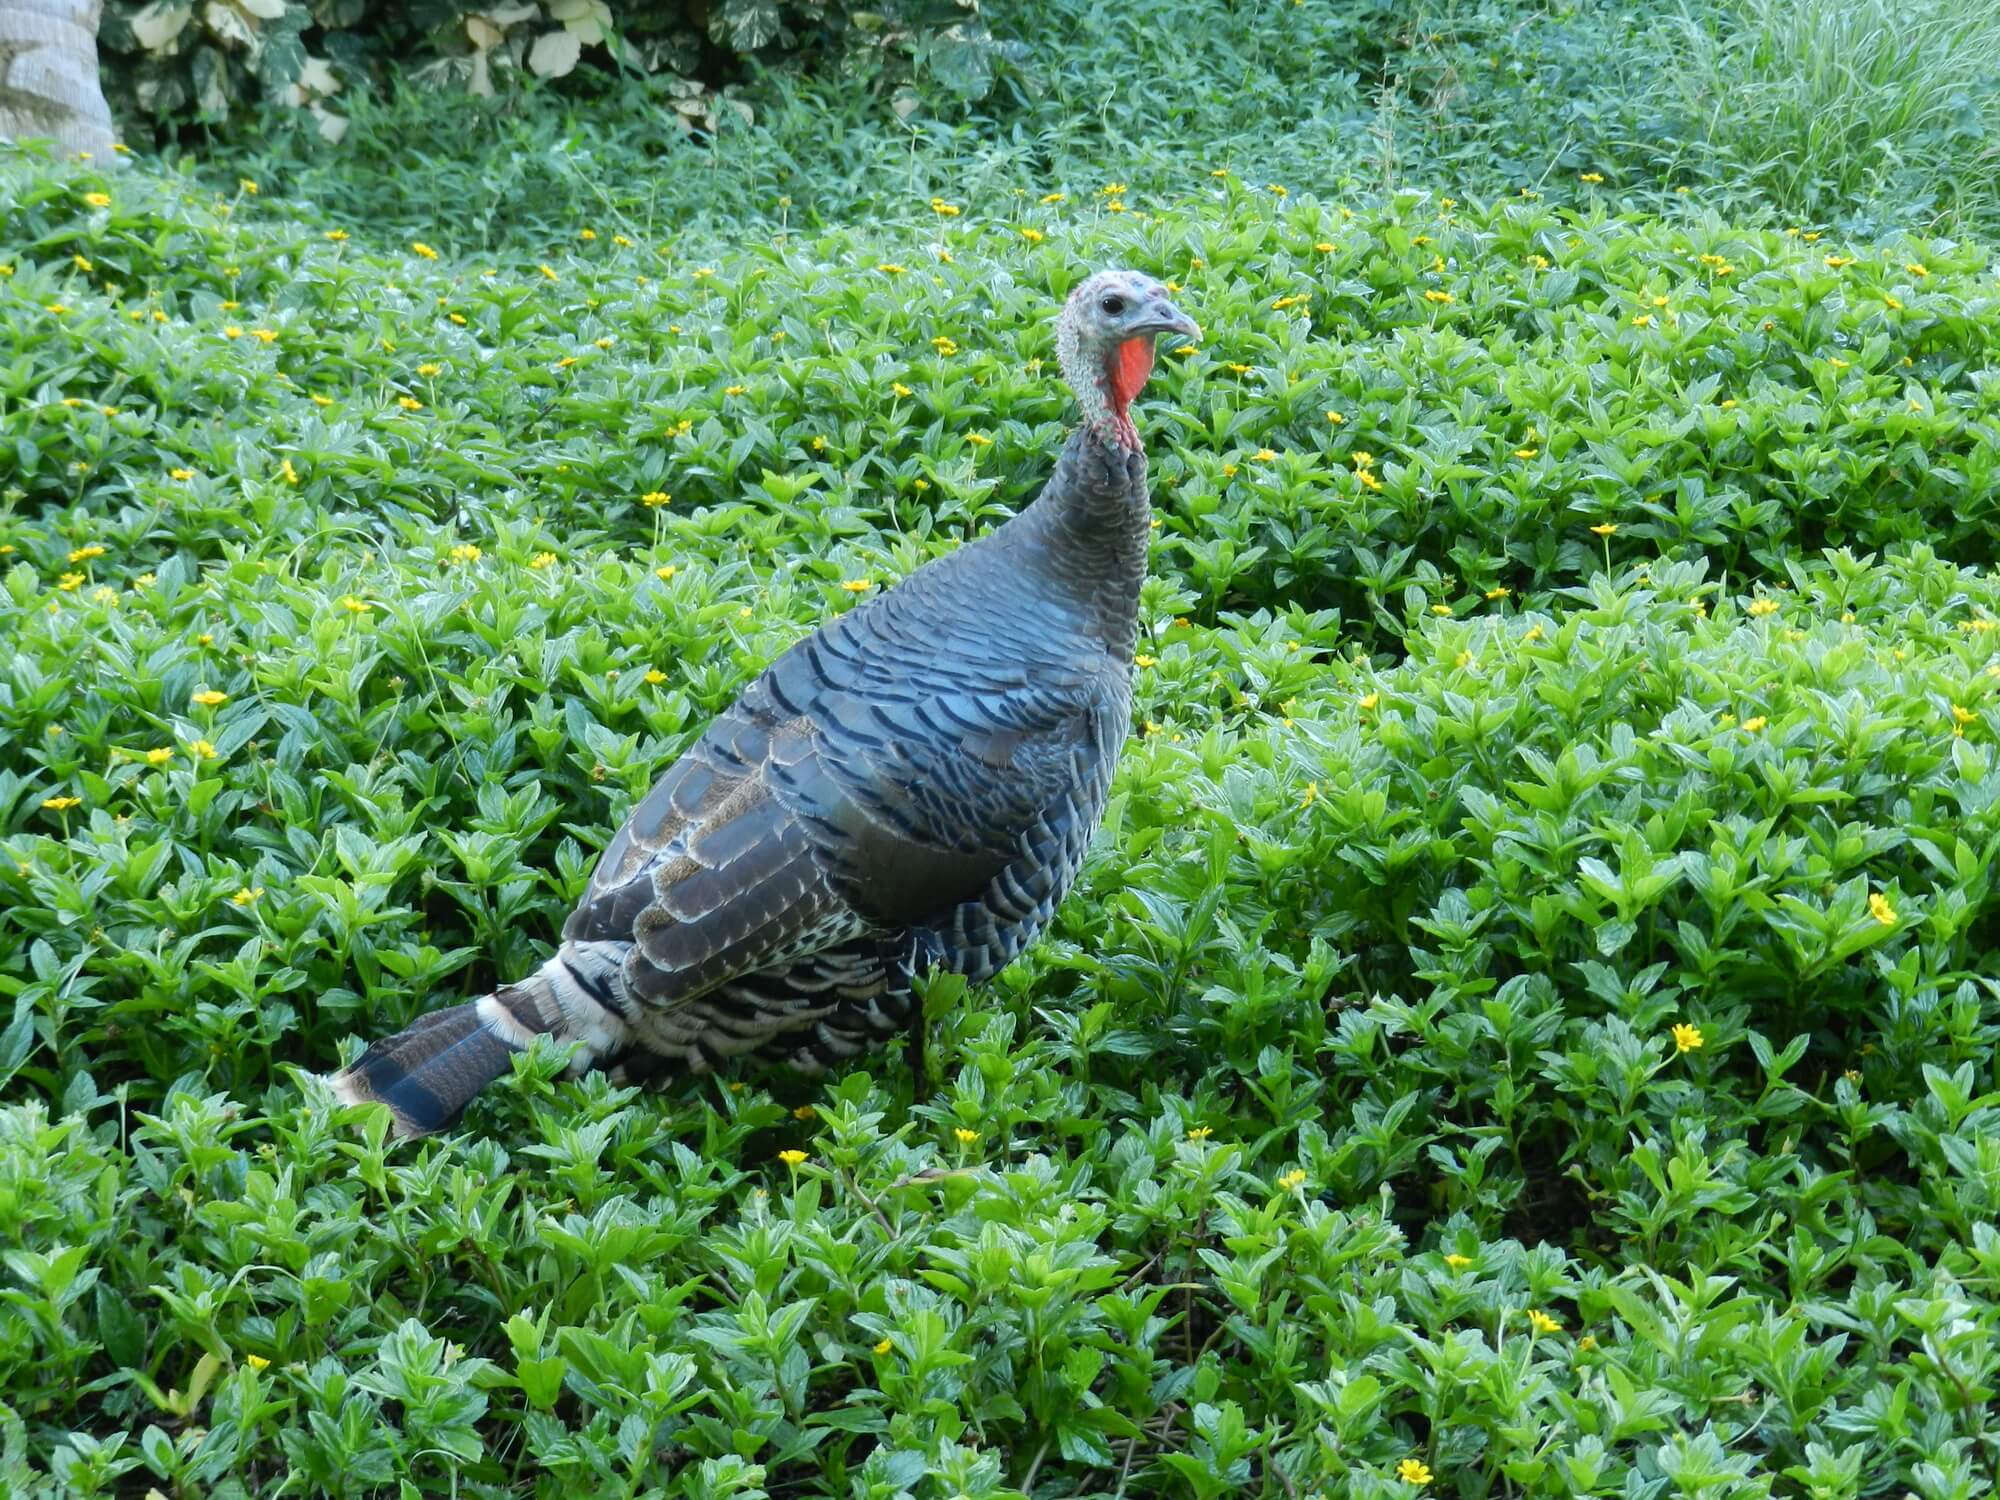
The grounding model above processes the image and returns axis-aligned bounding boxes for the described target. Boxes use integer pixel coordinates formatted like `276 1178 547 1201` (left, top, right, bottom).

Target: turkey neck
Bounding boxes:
1009 423 1151 661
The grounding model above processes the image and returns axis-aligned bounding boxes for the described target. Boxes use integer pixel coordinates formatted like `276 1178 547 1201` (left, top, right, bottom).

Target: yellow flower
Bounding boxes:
654 564 678 582
448 543 482 565
891 382 914 398
416 362 443 377
930 336 958 356
1254 448 1277 462
1485 586 1511 600
1719 398 1737 409
1672 1022 1704 1053
594 337 615 350
1423 290 1454 304
876 263 907 275
1277 1168 1307 1190
1430 603 1453 617
641 491 670 507
223 326 243 340
691 267 715 280
58 572 84 592
1748 597 1779 617
190 739 218 760
1397 1458 1434 1485
1883 295 1903 310
1359 692 1380 711
1266 183 1287 196
1524 623 1545 642
45 304 69 315
192 690 228 707
1527 254 1550 270
73 253 93 271
1016 226 1046 244
1579 171 1604 184
251 327 278 344
1357 469 1384 491
41 795 82 811
1443 1253 1472 1269
644 669 667 685
1630 313 1653 327
232 886 264 906
1741 715 1768 732
1868 892 1897 926
1823 254 1854 269
245 1354 270 1371
310 394 333 407
84 191 111 208
1526 1309 1563 1334
1187 1125 1212 1140
411 242 438 259
341 596 371 614
929 197 961 216
326 230 348 242
538 264 559 282
1041 192 1067 204
1828 356 1849 369
873 1337 893 1354
144 747 174 765
1591 523 1618 536
1514 447 1539 459
1325 410 1345 425
841 579 873 593
1315 241 1336 253
778 1149 808 1166
529 552 557 570
239 178 258 195
67 545 106 563
725 384 747 396
953 1127 978 1144
280 458 300 485
1906 262 1928 277
613 234 633 247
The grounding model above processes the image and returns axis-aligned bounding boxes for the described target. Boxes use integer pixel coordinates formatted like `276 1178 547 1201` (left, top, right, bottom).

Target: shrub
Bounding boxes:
5 146 2000 1497
97 0 1023 139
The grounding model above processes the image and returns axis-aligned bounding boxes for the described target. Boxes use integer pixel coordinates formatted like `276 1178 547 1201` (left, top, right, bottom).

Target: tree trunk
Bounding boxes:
0 0 117 160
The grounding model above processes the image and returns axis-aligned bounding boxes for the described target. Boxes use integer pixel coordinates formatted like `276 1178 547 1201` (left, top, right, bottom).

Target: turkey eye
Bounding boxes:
1100 294 1126 315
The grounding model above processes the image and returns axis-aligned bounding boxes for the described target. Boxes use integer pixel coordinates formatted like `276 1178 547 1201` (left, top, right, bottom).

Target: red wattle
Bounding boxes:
1110 336 1156 414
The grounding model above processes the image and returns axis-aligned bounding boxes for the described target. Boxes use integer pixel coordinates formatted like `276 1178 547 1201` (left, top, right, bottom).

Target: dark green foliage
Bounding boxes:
4 137 2000 1498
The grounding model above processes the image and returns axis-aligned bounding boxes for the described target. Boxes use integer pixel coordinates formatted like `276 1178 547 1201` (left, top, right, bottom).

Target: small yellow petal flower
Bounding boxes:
1591 522 1617 536
873 1337 893 1354
1423 289 1454 304
641 491 670 507
1579 172 1605 184
245 1354 270 1371
411 242 438 259
953 1127 978 1144
841 579 873 593
1526 1309 1562 1334
42 795 82 810
1672 1022 1704 1053
1741 715 1768 732
397 396 423 411
417 362 442 377
1906 262 1928 277
644 669 667 685
778 1149 808 1166
1443 1253 1472 1269
1748 597 1780 617
1397 1458 1434 1485
1187 1126 1212 1140
145 747 174 765
1868 892 1897 926
1277 1169 1308 1190
341 596 372 614
192 690 227 707
530 552 557 570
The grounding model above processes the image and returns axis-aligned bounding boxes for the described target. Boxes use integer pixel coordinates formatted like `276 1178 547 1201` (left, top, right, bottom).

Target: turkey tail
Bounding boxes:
325 1000 522 1137
326 956 594 1136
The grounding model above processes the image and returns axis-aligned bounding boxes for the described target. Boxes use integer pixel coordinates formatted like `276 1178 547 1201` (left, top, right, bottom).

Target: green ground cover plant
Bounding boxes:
4 132 2000 1498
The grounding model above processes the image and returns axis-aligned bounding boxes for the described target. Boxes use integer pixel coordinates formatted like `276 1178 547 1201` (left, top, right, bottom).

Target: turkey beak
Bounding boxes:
1135 298 1200 343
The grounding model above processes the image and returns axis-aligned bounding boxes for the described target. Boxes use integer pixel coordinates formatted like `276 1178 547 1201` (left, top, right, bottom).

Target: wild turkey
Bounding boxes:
327 268 1200 1136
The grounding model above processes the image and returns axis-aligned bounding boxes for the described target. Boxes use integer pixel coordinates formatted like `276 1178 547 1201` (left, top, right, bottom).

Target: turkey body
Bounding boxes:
329 425 1151 1135
571 425 1151 1076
